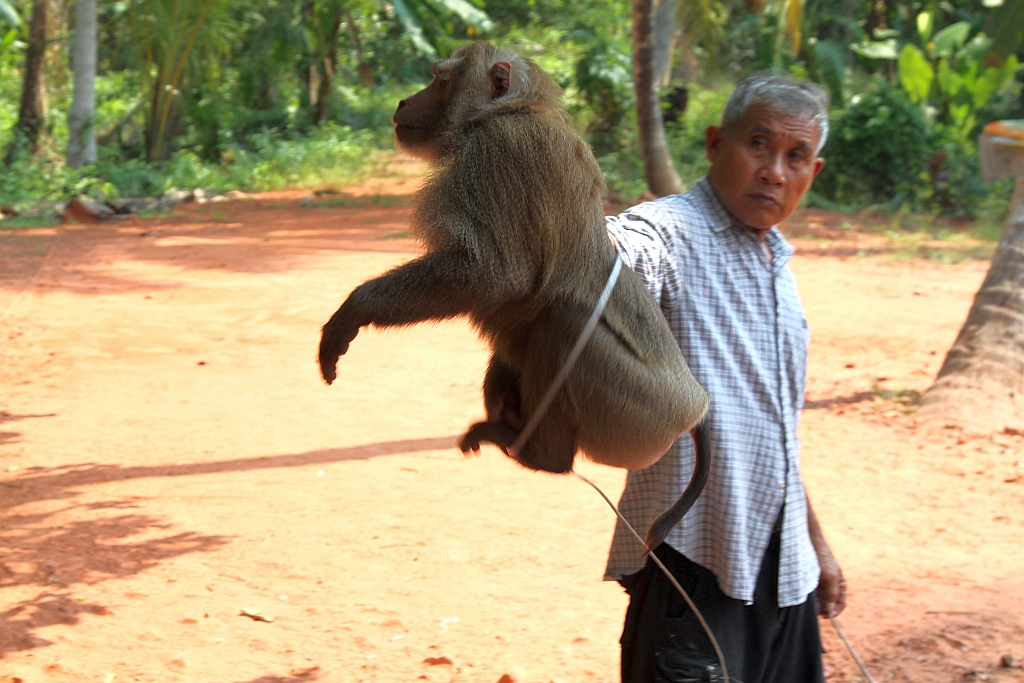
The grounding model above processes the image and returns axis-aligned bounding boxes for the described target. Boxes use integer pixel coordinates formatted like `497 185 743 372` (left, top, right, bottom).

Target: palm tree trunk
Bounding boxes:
918 179 1024 431
314 13 343 125
344 10 374 88
632 0 684 196
652 0 678 88
67 0 98 167
5 0 49 164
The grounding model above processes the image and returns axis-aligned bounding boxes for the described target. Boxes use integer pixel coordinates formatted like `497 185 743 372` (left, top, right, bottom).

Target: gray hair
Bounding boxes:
722 73 830 153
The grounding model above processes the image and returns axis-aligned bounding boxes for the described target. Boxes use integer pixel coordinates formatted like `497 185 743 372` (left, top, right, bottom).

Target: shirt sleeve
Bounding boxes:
605 213 672 307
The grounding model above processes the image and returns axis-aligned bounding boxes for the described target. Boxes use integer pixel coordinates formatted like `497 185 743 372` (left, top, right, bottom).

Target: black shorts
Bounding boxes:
619 527 825 683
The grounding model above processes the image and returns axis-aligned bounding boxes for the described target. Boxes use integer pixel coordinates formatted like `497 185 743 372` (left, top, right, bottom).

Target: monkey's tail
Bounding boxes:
574 461 729 683
644 418 711 552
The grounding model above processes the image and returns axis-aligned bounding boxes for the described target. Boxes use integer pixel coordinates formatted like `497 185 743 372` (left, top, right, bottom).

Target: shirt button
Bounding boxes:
780 482 787 490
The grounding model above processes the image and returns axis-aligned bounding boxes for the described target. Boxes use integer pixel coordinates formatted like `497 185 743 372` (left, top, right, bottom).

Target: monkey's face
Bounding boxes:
393 58 468 162
393 46 521 164
392 65 458 163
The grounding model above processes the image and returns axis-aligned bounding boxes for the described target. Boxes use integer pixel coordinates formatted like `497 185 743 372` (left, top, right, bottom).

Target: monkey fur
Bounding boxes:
318 42 710 550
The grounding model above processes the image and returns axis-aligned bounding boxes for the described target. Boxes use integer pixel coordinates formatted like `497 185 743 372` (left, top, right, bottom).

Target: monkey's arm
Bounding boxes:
319 250 490 384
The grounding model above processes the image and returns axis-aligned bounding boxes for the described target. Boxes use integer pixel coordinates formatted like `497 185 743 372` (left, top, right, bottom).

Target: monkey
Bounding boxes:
318 42 710 550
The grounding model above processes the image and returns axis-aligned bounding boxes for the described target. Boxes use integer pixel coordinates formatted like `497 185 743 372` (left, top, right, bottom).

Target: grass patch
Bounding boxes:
313 194 409 209
0 214 62 230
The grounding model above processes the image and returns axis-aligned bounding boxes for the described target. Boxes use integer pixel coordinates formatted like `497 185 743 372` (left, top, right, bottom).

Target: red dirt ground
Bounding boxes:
1 170 1022 683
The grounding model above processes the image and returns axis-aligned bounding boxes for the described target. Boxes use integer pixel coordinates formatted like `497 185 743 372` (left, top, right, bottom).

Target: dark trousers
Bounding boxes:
619 527 825 683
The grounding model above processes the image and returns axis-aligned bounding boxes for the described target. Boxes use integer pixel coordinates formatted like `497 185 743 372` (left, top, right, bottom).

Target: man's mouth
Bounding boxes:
749 193 780 206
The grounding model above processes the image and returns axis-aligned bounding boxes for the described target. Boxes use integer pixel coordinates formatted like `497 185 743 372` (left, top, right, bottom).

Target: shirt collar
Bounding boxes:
693 175 795 269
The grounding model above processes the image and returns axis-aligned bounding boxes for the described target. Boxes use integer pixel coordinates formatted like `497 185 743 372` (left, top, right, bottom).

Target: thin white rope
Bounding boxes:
573 470 730 683
510 255 623 453
830 616 876 683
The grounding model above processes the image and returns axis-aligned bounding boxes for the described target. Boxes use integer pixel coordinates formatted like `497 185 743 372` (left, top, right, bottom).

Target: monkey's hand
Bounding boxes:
318 302 367 384
459 421 516 456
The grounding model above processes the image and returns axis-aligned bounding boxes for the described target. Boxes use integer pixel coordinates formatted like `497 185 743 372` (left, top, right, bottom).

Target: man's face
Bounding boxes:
705 103 825 230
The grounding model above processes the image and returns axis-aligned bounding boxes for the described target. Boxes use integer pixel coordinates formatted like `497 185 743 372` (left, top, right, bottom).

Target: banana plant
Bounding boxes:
389 0 493 60
897 12 1020 137
0 0 20 26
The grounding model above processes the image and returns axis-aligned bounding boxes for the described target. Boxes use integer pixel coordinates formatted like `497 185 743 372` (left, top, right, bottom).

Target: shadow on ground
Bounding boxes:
0 435 455 658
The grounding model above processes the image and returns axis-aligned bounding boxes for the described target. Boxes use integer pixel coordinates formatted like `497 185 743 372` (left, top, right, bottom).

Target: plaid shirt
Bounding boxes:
604 176 819 607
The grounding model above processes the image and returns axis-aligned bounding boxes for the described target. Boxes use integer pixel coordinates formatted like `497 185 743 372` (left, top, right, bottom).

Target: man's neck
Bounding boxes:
745 225 771 243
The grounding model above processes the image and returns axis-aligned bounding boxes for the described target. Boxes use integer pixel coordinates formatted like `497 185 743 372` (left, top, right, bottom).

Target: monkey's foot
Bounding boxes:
459 421 517 456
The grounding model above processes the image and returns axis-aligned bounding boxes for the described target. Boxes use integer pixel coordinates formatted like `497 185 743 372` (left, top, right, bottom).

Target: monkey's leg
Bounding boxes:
507 312 579 474
460 346 575 472
481 355 523 426
319 251 487 384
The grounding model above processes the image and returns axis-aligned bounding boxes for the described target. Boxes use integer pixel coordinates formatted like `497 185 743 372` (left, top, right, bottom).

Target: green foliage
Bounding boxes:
574 39 632 156
0 124 386 205
814 83 931 207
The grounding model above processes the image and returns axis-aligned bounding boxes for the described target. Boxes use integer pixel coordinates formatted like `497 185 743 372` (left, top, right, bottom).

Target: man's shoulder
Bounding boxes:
617 179 722 244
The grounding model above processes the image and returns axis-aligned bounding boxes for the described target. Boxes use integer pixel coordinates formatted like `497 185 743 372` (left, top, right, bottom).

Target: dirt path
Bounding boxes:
0 184 1022 683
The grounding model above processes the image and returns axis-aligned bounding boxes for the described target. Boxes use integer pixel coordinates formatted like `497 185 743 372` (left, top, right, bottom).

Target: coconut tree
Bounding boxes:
67 0 98 167
5 0 46 164
633 0 684 196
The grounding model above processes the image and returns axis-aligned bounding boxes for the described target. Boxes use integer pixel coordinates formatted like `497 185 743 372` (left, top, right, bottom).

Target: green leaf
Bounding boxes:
958 33 993 64
850 38 899 60
916 11 934 42
390 0 438 60
0 0 21 26
973 54 1019 109
898 44 934 103
813 39 847 107
423 0 494 31
930 21 970 58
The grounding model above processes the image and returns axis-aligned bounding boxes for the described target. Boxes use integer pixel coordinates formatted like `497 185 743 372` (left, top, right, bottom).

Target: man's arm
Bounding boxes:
806 490 846 617
606 214 672 305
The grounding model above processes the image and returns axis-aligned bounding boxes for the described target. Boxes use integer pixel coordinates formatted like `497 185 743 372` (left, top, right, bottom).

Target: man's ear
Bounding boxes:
490 61 512 98
812 157 825 179
705 125 723 163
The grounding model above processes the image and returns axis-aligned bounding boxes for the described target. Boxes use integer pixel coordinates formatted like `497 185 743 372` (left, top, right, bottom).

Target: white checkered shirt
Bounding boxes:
604 176 820 607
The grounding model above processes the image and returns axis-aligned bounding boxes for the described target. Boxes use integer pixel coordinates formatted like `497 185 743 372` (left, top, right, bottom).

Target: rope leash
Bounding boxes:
509 255 622 453
573 470 730 683
829 616 876 683
500 253 728 680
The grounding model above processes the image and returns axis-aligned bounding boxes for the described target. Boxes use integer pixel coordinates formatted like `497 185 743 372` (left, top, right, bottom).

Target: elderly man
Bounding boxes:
606 74 845 683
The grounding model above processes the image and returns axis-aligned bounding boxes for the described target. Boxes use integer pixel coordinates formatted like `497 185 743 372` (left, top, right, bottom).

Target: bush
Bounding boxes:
0 124 389 207
814 83 931 208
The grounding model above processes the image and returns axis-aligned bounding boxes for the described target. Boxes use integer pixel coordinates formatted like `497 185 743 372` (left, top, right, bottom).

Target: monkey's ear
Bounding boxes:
490 62 512 98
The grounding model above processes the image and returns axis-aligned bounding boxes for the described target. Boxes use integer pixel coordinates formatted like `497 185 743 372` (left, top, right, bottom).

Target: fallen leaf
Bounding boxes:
239 609 273 623
289 666 321 678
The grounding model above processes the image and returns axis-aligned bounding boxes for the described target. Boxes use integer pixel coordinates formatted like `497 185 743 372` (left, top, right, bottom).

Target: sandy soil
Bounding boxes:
1 175 1022 683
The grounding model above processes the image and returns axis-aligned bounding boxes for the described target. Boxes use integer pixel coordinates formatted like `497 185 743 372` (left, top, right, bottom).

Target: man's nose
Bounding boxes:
759 153 786 185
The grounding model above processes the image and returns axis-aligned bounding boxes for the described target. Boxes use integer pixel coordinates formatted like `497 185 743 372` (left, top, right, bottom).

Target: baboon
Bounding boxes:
318 42 710 550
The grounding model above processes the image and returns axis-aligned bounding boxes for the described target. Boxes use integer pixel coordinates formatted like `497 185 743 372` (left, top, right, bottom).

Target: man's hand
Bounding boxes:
816 545 847 617
805 490 847 617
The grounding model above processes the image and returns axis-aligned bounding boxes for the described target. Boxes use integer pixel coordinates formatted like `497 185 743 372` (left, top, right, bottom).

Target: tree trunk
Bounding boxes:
651 0 678 88
918 178 1024 432
632 0 684 197
344 10 374 88
67 0 98 167
314 14 342 125
5 0 49 164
